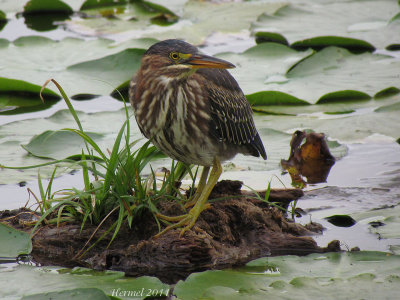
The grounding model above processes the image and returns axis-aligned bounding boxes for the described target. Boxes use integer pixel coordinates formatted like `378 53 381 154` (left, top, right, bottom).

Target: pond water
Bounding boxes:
1 1 400 298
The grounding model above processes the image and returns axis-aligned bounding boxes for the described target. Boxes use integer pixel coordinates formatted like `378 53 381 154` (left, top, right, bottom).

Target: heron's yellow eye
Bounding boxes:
170 52 180 60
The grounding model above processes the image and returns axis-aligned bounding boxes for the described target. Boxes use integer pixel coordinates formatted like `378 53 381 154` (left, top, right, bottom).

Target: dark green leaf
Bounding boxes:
0 10 6 21
291 36 375 53
317 90 371 104
110 80 129 101
23 0 73 15
374 87 400 99
0 77 60 98
0 78 60 114
255 31 289 45
0 95 59 115
247 91 309 106
324 110 355 115
325 215 357 227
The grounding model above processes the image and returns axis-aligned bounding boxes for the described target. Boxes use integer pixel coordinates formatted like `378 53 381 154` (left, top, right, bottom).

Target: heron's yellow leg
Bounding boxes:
179 158 222 237
154 166 210 223
185 166 210 208
153 159 222 238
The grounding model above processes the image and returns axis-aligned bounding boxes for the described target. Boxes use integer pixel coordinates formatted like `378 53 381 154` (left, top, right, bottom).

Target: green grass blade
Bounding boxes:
37 170 45 205
81 151 90 191
102 121 128 197
62 128 108 162
41 79 84 132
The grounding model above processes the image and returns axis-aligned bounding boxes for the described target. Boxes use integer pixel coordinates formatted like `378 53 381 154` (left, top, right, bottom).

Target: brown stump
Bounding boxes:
2 181 340 284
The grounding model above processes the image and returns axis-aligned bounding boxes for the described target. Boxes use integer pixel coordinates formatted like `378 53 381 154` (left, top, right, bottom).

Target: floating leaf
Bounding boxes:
80 0 128 10
317 90 371 104
22 0 74 31
325 215 357 227
216 43 313 96
175 252 400 300
252 1 400 51
110 80 129 101
0 223 32 257
0 264 168 300
0 10 6 22
0 77 59 98
353 205 400 239
0 95 59 115
22 130 105 160
23 0 73 15
66 1 285 44
67 48 145 91
375 102 400 112
0 78 60 115
374 87 400 99
255 31 288 45
291 36 375 53
21 288 112 300
247 91 309 106
269 47 400 104
0 37 152 97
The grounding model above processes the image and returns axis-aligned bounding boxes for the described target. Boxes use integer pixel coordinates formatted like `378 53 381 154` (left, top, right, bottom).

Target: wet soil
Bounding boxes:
1 180 340 284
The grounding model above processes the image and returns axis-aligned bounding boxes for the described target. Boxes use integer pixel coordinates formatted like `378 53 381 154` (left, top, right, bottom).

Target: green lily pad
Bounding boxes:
80 0 128 10
23 0 73 15
269 47 400 104
0 223 32 257
0 10 6 21
0 78 60 115
353 205 400 240
374 87 400 99
0 36 152 97
0 77 59 97
21 288 112 300
317 90 371 104
0 95 59 115
22 129 104 160
110 80 129 101
22 0 74 31
0 264 168 300
215 43 313 96
291 36 375 53
68 1 179 39
66 0 285 44
0 108 129 184
252 1 400 51
325 214 357 227
175 251 400 300
1 1 31 13
375 101 400 112
67 48 145 91
246 91 309 106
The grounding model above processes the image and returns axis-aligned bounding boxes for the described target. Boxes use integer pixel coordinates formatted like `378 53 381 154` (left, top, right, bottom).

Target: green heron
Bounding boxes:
129 39 267 237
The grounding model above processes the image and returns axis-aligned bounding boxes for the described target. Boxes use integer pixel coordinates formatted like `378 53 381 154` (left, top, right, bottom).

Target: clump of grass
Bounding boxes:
18 79 194 253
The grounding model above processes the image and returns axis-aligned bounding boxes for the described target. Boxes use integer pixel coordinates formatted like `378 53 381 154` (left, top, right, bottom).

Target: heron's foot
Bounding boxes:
184 194 199 208
154 202 211 238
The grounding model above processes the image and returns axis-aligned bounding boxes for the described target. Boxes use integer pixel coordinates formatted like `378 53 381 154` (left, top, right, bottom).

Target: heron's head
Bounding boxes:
140 39 235 77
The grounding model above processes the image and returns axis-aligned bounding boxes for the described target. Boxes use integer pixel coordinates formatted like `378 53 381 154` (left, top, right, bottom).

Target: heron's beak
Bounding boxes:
186 54 235 69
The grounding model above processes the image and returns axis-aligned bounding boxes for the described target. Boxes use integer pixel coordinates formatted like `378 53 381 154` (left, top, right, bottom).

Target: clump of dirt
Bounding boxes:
1 181 340 284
